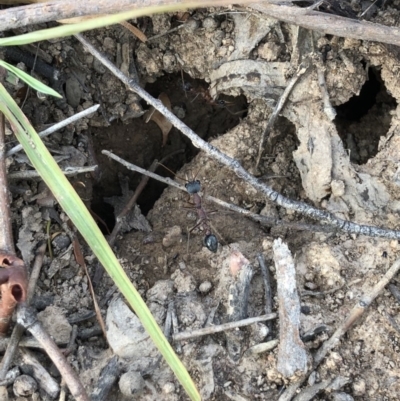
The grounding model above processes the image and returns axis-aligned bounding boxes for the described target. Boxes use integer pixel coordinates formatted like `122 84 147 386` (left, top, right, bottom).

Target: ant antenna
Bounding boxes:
157 162 188 183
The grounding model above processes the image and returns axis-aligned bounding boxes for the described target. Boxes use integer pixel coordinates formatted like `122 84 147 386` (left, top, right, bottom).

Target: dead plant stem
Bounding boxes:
0 242 46 382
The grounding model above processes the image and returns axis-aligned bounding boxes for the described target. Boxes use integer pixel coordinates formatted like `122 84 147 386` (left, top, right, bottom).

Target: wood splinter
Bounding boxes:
273 238 308 378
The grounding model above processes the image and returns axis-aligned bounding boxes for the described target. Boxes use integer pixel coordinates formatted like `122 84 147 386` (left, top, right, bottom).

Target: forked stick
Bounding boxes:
77 33 400 240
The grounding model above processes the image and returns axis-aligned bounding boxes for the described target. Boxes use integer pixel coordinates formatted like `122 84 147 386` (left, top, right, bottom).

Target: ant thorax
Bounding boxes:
185 180 201 194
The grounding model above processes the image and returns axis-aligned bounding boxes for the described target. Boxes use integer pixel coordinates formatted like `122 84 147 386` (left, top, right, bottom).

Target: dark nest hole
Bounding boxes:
334 66 397 165
90 72 247 233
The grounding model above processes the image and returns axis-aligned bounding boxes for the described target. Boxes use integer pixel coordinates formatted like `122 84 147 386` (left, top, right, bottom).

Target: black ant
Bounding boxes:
185 179 218 253
159 163 218 253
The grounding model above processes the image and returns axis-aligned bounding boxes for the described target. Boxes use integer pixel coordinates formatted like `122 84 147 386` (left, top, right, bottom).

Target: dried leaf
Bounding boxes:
119 21 147 42
144 92 172 147
0 253 27 334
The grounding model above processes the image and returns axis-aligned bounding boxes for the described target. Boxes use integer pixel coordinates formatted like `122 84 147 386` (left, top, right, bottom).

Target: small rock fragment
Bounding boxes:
37 306 72 344
202 17 219 31
13 375 37 397
199 281 212 293
273 238 308 377
162 382 175 394
162 226 182 247
119 371 145 396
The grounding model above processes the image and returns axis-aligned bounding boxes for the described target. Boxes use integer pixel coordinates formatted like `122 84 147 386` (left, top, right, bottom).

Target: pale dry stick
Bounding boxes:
74 34 400 240
102 151 340 235
16 304 90 401
20 348 60 398
8 165 98 180
249 2 400 46
280 258 400 401
257 254 273 316
315 57 336 121
255 62 310 167
172 313 277 342
0 336 66 352
6 104 100 157
273 238 307 378
293 376 350 401
0 0 265 32
0 242 47 383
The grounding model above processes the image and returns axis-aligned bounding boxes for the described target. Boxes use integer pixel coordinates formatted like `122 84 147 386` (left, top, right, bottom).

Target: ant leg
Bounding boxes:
189 220 203 233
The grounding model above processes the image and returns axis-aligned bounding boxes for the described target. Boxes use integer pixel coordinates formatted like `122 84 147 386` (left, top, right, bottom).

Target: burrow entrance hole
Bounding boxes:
90 72 247 232
334 66 397 165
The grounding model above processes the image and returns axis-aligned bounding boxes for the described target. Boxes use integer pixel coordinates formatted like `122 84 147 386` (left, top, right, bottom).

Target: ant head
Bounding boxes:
182 82 193 92
185 180 201 194
204 234 218 252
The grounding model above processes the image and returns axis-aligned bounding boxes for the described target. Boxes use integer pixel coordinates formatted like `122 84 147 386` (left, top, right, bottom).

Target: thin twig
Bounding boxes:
6 104 100 156
172 313 277 342
315 56 336 121
108 160 159 245
256 62 309 167
249 2 400 47
101 150 340 235
74 33 400 240
8 165 98 179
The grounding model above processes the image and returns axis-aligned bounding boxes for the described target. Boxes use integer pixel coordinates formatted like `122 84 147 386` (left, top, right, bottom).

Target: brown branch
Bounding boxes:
16 303 90 401
249 2 400 47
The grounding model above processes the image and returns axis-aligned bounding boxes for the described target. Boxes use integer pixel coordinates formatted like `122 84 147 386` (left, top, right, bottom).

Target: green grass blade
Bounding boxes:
0 83 200 401
0 60 62 98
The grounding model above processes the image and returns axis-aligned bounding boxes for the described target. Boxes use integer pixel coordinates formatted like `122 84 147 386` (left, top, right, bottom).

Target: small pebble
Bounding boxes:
202 17 219 31
162 382 175 394
184 19 199 33
119 371 145 396
199 281 212 293
352 378 366 396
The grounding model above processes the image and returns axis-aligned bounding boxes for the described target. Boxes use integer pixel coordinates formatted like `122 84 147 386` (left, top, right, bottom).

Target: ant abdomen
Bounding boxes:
185 180 201 194
204 234 218 253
